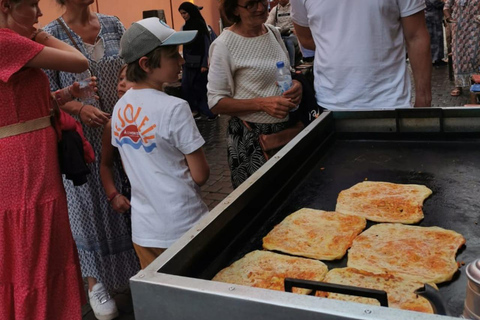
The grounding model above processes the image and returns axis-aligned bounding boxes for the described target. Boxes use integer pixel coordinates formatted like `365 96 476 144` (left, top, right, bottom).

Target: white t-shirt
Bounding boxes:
290 0 425 110
111 88 208 248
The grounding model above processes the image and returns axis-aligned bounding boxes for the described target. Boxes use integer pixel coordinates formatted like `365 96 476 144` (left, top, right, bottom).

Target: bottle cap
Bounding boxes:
276 61 285 68
466 259 480 286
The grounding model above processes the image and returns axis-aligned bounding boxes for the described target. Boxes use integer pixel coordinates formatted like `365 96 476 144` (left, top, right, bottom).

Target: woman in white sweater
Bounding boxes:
208 0 303 188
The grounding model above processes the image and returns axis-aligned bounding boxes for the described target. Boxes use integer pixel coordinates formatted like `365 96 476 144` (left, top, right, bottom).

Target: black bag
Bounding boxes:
280 29 291 37
58 130 91 186
291 72 323 126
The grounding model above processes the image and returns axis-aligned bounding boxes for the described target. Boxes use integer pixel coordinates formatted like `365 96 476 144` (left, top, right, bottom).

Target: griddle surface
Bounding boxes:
235 139 480 317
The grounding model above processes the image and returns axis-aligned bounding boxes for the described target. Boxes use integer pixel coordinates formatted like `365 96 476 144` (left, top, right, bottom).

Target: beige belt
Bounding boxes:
0 116 52 139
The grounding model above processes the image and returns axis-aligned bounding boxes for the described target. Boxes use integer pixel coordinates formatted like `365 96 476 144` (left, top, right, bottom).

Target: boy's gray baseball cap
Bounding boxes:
120 18 197 63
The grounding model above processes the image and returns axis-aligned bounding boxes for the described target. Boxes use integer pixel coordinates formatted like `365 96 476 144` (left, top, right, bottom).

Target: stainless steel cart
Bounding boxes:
131 108 480 320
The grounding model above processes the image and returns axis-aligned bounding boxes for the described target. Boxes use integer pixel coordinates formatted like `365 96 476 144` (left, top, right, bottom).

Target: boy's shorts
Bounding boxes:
133 243 166 269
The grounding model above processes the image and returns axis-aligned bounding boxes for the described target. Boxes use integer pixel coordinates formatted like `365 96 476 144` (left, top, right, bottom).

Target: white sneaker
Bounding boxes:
89 283 119 320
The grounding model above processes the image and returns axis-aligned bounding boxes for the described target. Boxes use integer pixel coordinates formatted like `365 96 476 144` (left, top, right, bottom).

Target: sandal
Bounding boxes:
450 88 462 97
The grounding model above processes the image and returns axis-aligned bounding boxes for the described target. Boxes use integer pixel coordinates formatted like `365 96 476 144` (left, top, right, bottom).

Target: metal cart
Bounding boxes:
131 108 480 320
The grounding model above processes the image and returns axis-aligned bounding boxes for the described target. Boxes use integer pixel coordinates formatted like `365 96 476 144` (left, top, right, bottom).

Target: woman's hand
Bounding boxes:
283 80 302 106
71 77 98 99
201 67 208 73
110 194 131 214
260 96 296 119
79 104 110 127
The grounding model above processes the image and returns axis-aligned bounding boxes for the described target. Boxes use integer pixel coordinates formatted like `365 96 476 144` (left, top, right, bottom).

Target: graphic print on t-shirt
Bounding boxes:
114 103 157 153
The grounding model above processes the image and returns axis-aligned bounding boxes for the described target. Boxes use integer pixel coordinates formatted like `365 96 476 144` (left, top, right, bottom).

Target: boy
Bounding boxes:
113 18 210 269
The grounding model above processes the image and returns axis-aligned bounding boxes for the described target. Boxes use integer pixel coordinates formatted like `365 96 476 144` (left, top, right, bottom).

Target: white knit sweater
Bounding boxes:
207 25 290 124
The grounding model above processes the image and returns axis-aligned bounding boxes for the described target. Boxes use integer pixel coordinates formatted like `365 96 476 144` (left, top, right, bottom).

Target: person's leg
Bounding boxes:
449 22 464 97
133 243 166 269
195 71 216 118
282 35 296 67
181 67 199 115
88 277 98 291
88 276 118 320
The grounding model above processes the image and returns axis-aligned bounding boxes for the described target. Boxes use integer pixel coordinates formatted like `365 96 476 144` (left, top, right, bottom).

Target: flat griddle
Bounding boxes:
131 109 480 320
227 139 480 316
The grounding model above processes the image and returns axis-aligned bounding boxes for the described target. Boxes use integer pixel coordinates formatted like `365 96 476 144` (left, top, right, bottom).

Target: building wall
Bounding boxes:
38 0 221 35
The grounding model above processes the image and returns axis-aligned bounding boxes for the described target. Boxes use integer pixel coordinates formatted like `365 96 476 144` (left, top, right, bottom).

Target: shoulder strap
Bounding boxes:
265 24 289 61
55 18 101 105
275 6 278 25
266 23 282 43
56 18 82 52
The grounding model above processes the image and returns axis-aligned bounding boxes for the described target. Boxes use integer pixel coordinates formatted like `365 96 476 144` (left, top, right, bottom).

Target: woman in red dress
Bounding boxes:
0 0 89 319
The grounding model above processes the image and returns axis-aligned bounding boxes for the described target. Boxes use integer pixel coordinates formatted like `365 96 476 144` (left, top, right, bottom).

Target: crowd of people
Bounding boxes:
1 0 479 319
1 0 208 319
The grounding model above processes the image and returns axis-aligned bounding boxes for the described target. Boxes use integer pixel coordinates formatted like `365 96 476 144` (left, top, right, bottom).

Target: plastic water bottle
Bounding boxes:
275 61 298 112
75 70 96 105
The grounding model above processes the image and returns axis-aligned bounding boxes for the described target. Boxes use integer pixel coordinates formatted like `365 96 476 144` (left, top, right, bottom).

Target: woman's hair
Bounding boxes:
178 2 209 36
55 0 65 4
117 64 128 80
126 46 178 83
220 0 241 24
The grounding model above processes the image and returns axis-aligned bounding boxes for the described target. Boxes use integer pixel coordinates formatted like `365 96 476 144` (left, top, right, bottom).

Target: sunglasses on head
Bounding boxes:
237 0 268 12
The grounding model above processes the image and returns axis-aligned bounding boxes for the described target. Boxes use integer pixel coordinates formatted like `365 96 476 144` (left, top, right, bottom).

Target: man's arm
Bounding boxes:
401 11 432 108
292 22 315 51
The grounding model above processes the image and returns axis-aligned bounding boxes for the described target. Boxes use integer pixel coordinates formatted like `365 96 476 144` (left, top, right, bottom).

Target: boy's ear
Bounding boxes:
138 57 151 73
1 0 11 13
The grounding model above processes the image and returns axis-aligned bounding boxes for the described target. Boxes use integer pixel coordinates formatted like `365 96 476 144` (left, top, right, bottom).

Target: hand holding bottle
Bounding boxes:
282 79 302 107
71 76 98 100
74 71 110 127
275 61 300 112
75 70 97 105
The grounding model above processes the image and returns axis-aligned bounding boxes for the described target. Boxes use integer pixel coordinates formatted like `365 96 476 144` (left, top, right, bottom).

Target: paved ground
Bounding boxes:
430 64 472 107
82 63 472 319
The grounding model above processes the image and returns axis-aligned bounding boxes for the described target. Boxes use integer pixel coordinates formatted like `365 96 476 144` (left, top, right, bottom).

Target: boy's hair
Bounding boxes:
126 45 178 83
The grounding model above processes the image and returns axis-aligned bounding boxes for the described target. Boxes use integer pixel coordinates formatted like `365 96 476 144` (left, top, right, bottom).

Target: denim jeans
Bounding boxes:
282 34 298 67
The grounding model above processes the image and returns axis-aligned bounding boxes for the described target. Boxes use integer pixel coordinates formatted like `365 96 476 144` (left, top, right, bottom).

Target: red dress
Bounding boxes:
0 29 85 319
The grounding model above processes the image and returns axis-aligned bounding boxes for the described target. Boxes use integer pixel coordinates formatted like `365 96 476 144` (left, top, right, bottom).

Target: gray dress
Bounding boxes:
44 14 140 292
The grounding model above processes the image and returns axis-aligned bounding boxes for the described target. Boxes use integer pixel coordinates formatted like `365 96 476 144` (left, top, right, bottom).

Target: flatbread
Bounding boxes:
348 224 466 283
336 181 433 224
212 250 328 294
263 208 366 260
316 267 435 314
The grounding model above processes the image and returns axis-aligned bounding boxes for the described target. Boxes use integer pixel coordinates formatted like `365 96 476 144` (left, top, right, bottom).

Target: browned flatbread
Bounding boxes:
316 268 435 314
212 250 328 294
335 181 433 224
263 208 366 260
348 224 466 283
